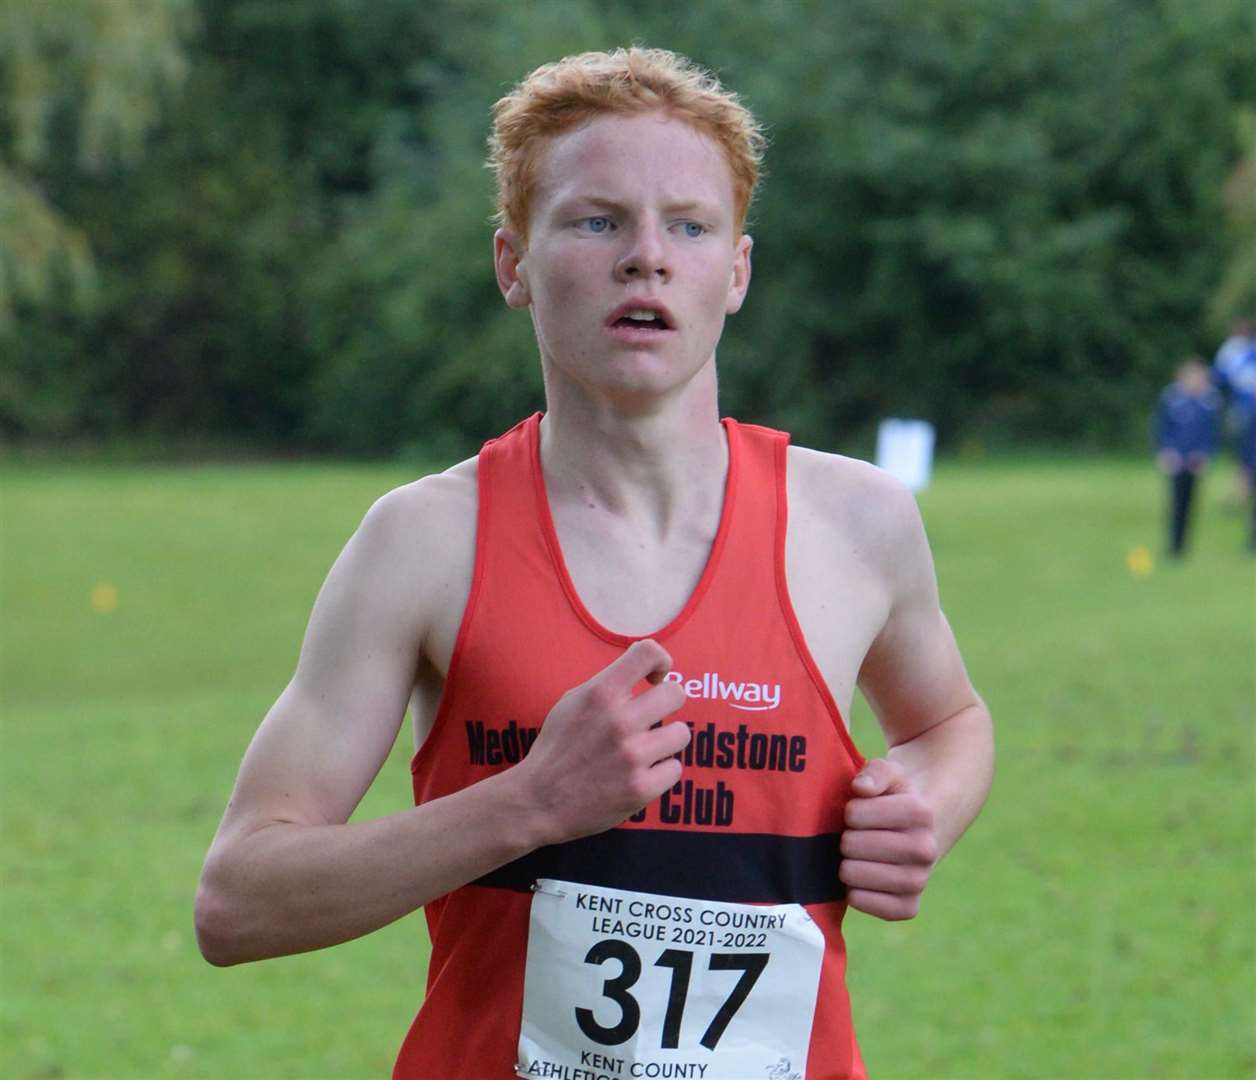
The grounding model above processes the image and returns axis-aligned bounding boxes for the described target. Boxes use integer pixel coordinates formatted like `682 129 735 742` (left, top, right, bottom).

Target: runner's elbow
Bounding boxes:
195 880 246 966
194 859 269 967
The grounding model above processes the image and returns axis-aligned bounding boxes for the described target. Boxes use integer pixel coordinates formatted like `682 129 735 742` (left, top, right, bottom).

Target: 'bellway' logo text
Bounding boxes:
663 670 782 711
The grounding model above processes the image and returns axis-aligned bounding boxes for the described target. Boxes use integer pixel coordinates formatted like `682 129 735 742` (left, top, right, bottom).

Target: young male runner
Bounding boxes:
196 48 994 1079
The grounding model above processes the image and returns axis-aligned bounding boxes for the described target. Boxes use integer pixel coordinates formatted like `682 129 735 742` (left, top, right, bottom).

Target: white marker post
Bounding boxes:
875 418 936 493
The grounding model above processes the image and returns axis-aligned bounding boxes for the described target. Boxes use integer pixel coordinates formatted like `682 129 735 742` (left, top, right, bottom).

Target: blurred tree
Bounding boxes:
57 0 461 443
303 0 1256 453
0 0 195 329
303 0 612 455
1208 107 1256 333
697 0 1255 448
2 0 1252 452
3 0 443 441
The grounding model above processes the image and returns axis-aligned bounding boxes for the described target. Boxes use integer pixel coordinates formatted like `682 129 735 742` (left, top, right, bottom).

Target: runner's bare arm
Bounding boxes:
195 477 688 966
842 475 994 920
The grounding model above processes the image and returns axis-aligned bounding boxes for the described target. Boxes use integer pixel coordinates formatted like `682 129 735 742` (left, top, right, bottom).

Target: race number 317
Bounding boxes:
518 880 824 1080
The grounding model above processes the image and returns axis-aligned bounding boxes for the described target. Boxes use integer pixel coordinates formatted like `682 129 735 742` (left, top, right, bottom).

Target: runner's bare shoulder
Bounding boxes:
343 455 480 652
785 443 926 577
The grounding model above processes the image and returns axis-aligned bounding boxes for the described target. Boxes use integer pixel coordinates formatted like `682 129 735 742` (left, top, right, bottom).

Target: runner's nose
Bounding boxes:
615 222 671 283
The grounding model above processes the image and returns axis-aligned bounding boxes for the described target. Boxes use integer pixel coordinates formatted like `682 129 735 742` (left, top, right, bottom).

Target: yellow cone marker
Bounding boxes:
90 583 119 613
1126 546 1153 577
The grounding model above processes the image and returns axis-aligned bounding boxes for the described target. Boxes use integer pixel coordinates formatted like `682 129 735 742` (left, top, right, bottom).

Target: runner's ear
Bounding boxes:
725 233 752 315
494 228 531 309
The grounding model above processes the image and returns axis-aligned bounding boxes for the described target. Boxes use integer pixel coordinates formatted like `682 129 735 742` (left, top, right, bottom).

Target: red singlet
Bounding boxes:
395 414 867 1079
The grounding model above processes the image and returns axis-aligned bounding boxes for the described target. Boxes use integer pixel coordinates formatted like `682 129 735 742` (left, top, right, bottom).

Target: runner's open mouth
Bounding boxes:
614 315 670 330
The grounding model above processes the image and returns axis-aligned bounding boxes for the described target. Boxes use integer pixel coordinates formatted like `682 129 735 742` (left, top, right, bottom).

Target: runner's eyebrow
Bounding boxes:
555 196 719 217
543 196 621 216
659 200 716 218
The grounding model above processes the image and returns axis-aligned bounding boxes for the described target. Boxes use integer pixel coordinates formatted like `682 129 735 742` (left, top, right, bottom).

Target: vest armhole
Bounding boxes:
409 448 492 776
772 437 866 769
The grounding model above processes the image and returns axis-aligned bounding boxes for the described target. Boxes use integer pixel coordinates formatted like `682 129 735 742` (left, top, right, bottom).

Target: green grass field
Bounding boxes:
2 455 1253 1079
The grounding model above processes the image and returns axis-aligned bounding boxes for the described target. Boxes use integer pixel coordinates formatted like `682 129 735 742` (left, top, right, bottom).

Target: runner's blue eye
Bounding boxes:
682 222 706 238
585 217 612 233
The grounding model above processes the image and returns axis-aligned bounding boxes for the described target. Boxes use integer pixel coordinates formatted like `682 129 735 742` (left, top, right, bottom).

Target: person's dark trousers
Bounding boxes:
1249 487 1255 552
1168 470 1197 556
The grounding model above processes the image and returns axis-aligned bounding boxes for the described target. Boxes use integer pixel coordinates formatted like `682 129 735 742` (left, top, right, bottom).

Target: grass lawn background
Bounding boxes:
2 454 1253 1078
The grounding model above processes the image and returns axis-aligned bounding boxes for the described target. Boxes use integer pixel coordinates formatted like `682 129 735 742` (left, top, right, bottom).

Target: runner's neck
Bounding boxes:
538 396 728 541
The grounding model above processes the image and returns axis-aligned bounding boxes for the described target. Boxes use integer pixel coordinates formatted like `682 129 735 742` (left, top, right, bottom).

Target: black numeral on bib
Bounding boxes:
574 940 769 1050
655 948 694 1049
574 939 642 1044
701 952 770 1049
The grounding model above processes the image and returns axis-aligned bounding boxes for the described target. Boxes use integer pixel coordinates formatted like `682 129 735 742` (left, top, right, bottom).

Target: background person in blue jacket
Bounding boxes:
1212 316 1256 508
1156 356 1222 557
1237 381 1256 552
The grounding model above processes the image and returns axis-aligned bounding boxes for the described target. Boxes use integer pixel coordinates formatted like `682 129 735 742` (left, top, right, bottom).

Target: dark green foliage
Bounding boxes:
3 0 1253 453
710 0 1254 448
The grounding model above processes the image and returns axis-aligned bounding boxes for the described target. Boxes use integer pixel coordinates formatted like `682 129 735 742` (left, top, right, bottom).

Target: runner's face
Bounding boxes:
495 111 752 404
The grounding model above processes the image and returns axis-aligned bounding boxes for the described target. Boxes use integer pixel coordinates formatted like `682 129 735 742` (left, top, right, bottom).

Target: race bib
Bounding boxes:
518 879 823 1080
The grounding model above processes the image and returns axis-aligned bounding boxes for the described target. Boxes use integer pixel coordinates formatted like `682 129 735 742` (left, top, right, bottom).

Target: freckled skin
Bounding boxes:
494 112 752 412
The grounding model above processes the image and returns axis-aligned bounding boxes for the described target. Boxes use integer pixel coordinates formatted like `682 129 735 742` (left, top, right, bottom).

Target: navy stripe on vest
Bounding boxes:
473 829 845 905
